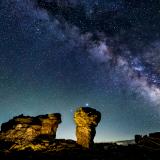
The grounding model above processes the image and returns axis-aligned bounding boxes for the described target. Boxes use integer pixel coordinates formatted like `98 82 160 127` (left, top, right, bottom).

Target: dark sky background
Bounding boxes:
0 0 160 142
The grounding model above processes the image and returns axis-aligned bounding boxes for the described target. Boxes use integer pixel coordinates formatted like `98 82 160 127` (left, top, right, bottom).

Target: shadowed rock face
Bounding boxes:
0 113 61 145
74 107 101 149
135 132 160 149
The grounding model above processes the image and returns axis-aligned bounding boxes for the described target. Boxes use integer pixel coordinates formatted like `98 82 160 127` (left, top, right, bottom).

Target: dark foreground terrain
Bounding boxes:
0 139 159 160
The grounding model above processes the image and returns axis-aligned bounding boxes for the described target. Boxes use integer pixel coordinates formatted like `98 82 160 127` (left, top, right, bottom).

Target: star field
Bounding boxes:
0 0 160 142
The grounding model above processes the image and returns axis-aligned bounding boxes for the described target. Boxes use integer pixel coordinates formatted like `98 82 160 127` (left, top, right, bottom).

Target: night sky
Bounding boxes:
0 0 160 142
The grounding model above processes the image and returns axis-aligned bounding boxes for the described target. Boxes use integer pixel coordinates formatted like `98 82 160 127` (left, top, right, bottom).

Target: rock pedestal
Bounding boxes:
74 107 101 149
0 113 61 144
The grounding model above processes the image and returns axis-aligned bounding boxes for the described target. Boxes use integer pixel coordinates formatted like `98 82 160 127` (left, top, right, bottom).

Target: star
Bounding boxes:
0 0 160 142
85 103 89 107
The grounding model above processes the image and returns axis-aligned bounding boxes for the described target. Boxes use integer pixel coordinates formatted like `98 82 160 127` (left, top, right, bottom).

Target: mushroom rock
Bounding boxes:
74 107 101 149
0 113 61 144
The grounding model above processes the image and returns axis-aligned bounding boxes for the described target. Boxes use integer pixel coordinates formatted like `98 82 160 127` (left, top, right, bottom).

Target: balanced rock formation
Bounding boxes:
74 107 101 149
0 113 61 145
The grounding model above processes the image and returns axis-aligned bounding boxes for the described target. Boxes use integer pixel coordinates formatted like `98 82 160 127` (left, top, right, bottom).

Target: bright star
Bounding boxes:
85 103 89 107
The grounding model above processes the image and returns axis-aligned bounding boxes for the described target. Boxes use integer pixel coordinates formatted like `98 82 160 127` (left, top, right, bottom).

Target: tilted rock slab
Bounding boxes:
0 113 61 145
74 107 101 149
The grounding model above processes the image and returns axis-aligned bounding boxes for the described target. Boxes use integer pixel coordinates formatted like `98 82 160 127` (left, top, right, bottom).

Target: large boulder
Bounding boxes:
74 107 101 149
0 113 61 145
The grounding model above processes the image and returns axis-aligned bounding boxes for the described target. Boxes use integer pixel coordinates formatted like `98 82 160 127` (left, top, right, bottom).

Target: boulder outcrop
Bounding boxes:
74 107 101 149
135 132 160 150
0 113 61 145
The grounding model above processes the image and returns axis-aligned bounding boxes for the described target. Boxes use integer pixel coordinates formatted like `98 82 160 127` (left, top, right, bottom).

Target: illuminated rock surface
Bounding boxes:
74 107 101 148
0 113 159 159
0 113 61 147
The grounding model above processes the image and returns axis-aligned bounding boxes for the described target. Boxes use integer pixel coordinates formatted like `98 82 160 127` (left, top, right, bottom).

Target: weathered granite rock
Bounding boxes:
74 107 101 149
0 113 61 145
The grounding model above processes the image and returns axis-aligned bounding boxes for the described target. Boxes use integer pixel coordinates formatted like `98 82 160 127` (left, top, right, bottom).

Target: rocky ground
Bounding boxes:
0 139 160 160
